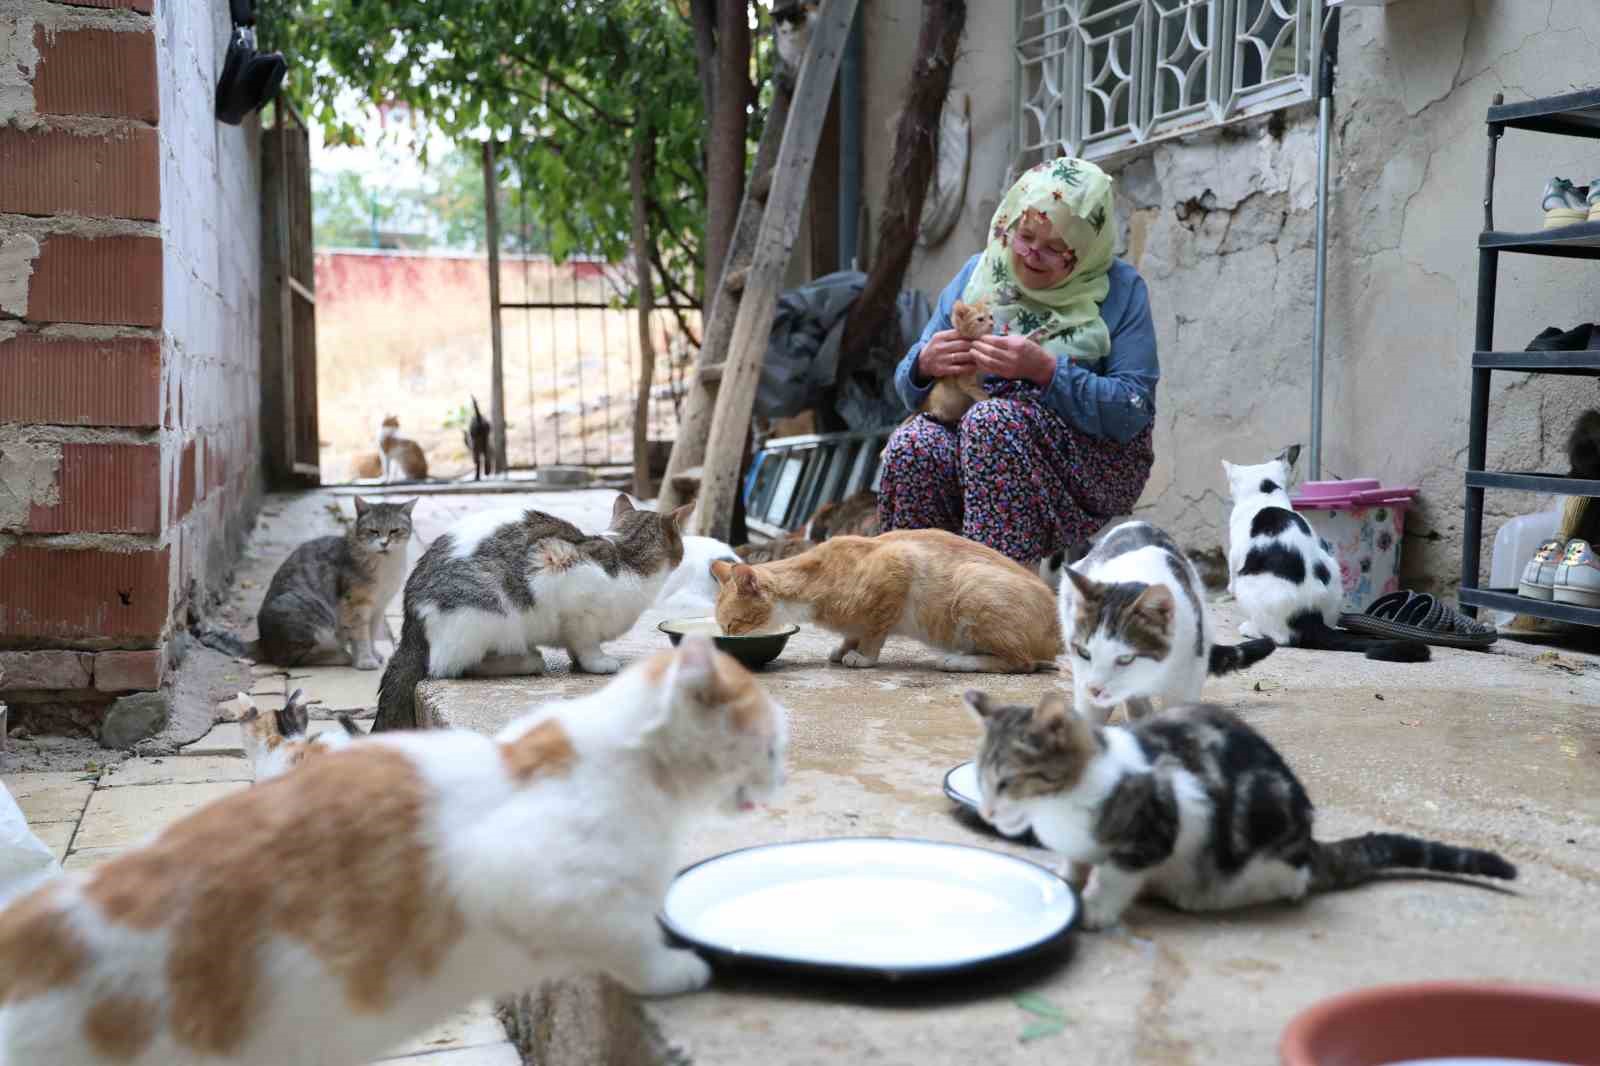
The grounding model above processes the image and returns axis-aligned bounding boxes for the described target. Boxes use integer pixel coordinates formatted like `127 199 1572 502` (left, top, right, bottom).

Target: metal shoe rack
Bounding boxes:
1460 88 1600 627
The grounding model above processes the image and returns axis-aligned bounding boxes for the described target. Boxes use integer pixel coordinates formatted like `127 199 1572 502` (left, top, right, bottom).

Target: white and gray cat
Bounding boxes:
256 497 416 671
1223 447 1427 661
1060 520 1275 725
374 495 692 731
967 693 1516 929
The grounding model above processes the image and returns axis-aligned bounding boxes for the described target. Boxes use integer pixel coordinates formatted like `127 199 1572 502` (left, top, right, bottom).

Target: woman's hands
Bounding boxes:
971 333 1056 388
916 329 977 380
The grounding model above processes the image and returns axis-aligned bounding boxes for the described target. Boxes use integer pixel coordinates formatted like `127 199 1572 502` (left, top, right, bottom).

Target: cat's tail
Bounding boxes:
374 616 431 732
335 713 363 737
1309 832 1516 892
1288 612 1430 662
1207 637 1276 676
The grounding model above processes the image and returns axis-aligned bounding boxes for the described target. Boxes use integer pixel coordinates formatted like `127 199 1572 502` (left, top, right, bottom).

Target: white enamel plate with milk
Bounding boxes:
660 838 1077 978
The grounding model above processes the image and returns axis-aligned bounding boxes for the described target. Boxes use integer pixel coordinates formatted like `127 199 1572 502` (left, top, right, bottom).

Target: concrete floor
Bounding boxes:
412 489 1600 1065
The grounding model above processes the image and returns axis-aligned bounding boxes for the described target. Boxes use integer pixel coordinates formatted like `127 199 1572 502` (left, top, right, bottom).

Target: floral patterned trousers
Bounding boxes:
876 387 1155 565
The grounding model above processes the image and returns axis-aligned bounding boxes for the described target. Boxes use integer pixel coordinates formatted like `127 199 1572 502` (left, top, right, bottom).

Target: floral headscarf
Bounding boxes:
962 156 1116 365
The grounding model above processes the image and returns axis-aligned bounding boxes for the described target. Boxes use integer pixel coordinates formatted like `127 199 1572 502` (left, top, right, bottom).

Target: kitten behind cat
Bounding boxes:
712 529 1061 672
257 496 415 671
920 299 994 425
968 692 1515 930
238 688 362 783
379 414 429 483
0 636 785 1064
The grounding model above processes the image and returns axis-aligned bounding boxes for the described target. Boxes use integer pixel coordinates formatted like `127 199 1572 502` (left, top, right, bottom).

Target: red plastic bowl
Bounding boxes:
1280 982 1600 1066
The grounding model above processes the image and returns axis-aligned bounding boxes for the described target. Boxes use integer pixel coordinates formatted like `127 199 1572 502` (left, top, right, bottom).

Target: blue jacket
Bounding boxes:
893 255 1159 443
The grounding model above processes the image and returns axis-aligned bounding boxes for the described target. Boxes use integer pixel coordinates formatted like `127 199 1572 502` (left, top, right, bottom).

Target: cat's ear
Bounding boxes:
1131 585 1175 629
399 497 419 516
1031 690 1069 725
1064 566 1098 600
649 635 719 731
669 503 695 531
733 564 761 596
276 688 310 739
710 559 737 584
611 493 636 527
963 689 993 721
353 495 370 517
1277 444 1302 471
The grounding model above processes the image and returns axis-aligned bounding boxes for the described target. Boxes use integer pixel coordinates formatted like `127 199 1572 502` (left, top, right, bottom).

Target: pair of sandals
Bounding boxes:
1339 590 1499 650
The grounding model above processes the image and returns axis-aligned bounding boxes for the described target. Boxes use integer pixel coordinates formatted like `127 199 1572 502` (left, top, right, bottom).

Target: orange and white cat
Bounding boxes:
711 529 1062 672
0 636 785 1065
378 414 429 483
238 687 363 782
921 298 993 424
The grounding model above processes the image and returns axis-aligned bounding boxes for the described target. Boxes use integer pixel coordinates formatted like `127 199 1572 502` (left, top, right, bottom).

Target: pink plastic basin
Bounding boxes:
1292 479 1417 511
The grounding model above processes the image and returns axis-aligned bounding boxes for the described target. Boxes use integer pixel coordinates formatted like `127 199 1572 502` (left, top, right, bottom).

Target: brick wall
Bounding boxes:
0 0 262 730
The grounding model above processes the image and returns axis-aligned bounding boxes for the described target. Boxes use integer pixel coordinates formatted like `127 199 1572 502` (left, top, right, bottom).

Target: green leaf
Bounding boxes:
1014 993 1067 1020
1019 1020 1067 1043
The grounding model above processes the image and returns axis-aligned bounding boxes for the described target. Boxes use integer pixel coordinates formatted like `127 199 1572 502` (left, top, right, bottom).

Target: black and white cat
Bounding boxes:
1060 520 1276 725
966 693 1516 929
374 495 692 731
1223 447 1427 662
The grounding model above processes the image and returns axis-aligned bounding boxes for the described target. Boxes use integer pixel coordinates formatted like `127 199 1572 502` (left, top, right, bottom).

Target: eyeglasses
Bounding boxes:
1011 228 1073 269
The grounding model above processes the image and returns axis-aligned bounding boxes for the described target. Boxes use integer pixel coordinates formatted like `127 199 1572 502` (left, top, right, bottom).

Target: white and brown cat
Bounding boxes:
0 636 785 1065
379 414 429 483
711 529 1061 672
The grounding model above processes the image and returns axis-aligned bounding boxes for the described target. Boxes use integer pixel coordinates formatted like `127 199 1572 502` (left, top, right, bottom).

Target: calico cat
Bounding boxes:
921 299 994 425
0 636 785 1065
711 529 1061 672
1223 448 1428 662
374 495 692 732
379 414 429 483
806 489 881 541
966 692 1515 930
1061 520 1275 725
257 496 416 671
773 0 818 71
238 688 362 783
464 396 492 481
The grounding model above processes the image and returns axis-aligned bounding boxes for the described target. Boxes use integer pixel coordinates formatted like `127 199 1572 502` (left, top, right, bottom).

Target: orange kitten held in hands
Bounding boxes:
711 529 1062 672
921 298 994 425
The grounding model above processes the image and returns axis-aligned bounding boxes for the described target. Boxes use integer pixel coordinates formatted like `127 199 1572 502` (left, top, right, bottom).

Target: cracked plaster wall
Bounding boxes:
885 0 1598 593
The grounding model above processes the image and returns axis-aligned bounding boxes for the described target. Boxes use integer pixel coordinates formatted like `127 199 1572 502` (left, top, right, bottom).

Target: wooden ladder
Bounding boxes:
657 0 861 542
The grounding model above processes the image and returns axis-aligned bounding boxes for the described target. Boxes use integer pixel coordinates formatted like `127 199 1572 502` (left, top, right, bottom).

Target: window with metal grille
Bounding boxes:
1013 0 1325 166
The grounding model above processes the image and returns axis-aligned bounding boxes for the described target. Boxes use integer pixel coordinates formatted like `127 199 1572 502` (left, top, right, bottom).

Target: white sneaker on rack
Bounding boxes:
1517 538 1565 600
1553 539 1600 607
1543 178 1590 228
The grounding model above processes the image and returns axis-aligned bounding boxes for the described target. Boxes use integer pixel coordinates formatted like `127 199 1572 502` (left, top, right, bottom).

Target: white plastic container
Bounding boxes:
1290 480 1419 613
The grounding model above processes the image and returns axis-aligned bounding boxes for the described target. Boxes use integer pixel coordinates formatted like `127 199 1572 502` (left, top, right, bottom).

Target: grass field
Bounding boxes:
313 251 695 482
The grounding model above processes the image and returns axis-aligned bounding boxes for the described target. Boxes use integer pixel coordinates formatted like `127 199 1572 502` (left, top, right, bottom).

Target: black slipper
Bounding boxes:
1339 591 1498 649
1526 324 1593 351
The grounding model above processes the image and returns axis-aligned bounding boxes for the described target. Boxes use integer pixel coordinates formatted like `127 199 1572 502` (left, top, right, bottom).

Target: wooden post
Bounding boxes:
694 0 860 540
656 59 796 513
482 140 509 474
630 124 658 499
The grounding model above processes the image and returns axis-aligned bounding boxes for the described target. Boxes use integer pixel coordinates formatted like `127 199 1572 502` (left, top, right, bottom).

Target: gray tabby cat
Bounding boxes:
966 693 1515 929
373 495 691 732
257 497 416 670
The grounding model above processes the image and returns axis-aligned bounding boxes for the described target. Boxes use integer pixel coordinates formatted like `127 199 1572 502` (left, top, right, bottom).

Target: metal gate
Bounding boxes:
261 97 320 486
486 150 696 471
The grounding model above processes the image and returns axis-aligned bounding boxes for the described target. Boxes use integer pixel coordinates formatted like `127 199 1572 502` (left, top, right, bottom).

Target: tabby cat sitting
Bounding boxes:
256 496 415 671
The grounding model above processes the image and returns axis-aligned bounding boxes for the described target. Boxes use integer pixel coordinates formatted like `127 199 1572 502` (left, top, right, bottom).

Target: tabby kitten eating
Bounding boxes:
375 495 691 731
0 637 785 1065
967 693 1515 930
256 496 415 670
1061 520 1275 724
